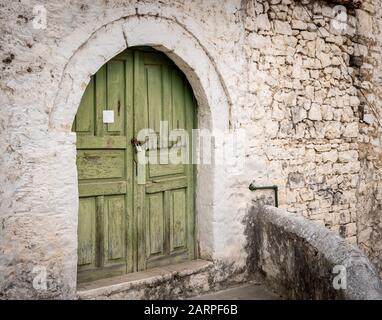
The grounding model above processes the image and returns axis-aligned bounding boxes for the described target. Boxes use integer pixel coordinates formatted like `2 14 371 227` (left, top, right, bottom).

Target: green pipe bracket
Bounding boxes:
249 183 279 208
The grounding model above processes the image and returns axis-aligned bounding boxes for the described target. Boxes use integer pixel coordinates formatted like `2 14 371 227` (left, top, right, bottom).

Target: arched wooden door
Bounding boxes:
73 48 196 283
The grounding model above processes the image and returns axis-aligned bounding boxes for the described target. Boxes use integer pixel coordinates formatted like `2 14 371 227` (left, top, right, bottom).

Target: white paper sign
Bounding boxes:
103 110 114 124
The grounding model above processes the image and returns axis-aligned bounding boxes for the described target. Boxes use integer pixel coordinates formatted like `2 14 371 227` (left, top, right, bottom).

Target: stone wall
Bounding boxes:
245 205 382 299
244 0 382 277
0 0 382 298
245 0 361 241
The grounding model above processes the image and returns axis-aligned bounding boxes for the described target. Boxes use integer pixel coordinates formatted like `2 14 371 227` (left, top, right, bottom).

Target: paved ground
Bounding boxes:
189 283 282 300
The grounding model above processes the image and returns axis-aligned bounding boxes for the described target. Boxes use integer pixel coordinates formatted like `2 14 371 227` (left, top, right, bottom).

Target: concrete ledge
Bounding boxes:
245 205 382 300
77 260 214 299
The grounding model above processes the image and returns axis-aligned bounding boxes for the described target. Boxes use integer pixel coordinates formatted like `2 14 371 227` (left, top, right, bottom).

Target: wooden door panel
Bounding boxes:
148 148 185 178
145 177 188 194
146 192 165 258
106 60 125 134
146 65 163 133
76 150 125 180
170 189 187 252
74 78 95 134
138 50 195 270
105 195 126 262
78 181 127 197
77 197 96 267
95 65 107 137
149 163 185 178
76 136 127 149
171 69 186 131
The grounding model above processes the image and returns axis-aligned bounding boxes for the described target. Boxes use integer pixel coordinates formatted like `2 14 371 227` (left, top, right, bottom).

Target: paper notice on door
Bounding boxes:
103 110 114 124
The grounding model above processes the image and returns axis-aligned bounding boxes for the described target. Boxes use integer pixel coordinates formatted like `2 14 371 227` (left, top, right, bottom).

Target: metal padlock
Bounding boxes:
131 137 144 153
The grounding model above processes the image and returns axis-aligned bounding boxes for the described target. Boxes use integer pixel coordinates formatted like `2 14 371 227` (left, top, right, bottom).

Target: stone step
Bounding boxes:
77 259 215 300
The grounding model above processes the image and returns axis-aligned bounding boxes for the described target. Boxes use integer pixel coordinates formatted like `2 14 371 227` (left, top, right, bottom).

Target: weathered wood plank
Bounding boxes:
143 52 174 65
95 65 106 137
107 60 125 134
185 80 196 260
77 197 96 266
106 196 125 260
171 68 185 131
172 189 186 250
146 65 162 133
125 51 135 274
145 177 188 194
147 193 164 256
149 162 184 178
95 196 104 268
77 136 127 149
75 77 94 134
134 50 147 272
77 150 125 180
78 181 127 197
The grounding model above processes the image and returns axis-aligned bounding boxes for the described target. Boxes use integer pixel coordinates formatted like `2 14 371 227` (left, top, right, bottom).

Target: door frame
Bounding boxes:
48 16 232 295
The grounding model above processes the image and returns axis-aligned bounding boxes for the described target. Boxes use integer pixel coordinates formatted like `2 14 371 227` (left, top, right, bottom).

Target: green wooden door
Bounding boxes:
73 48 196 283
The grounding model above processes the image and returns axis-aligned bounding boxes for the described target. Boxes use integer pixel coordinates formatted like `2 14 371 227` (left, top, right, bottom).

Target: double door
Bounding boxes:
73 48 196 283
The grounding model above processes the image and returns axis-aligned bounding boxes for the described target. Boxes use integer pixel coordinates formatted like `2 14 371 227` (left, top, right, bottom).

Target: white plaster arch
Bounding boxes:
50 15 231 131
49 15 232 266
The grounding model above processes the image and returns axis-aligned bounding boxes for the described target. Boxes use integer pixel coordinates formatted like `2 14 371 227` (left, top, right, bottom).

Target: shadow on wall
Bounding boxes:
244 205 382 300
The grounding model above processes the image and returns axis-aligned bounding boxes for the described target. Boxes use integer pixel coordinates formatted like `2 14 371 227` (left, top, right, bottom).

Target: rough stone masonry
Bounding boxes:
0 0 382 298
244 0 382 277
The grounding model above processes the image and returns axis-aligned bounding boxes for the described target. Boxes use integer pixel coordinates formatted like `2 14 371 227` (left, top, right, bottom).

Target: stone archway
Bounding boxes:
49 15 231 295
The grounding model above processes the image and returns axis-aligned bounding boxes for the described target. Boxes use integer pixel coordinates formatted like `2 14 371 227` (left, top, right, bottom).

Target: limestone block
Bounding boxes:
343 122 359 138
292 20 308 30
274 20 293 35
338 150 358 163
256 14 271 31
356 9 374 39
322 150 339 163
308 103 322 121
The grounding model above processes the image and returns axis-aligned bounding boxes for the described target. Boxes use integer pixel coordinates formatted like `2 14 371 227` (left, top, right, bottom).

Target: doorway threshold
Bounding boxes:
77 259 213 299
